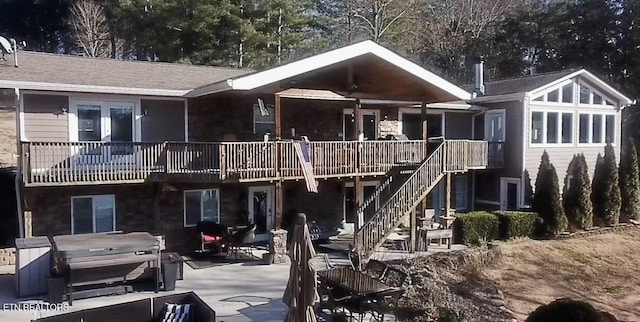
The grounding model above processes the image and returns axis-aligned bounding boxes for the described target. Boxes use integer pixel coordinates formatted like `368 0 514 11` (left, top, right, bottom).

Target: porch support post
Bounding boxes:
421 101 428 155
274 93 283 229
354 98 362 230
445 172 452 218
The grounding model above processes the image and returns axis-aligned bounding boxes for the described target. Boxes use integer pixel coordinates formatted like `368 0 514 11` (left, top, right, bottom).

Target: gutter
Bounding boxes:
14 87 24 238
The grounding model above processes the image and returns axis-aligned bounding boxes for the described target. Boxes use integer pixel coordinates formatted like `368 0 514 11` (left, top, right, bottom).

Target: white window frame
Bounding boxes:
529 109 574 147
530 79 575 106
344 180 380 227
577 80 617 107
71 194 116 234
577 112 617 146
183 189 221 227
484 109 506 142
68 98 140 142
454 175 468 211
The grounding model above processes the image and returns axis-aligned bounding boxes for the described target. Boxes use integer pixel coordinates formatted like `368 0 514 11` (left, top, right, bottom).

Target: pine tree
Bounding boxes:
562 155 580 231
592 144 622 226
533 151 567 236
564 154 593 230
619 138 640 222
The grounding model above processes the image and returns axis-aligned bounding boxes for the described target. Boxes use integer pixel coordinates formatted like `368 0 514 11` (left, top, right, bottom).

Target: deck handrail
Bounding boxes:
355 142 447 258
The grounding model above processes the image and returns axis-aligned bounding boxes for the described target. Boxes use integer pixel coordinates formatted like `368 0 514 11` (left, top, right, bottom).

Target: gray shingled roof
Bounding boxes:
0 51 253 90
461 69 578 96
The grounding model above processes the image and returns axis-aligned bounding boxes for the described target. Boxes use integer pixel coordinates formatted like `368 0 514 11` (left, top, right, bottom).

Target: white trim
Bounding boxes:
500 177 522 210
527 69 633 105
344 180 380 226
247 185 275 240
475 198 500 206
18 91 26 141
471 92 526 103
484 109 505 142
529 79 575 105
0 80 188 97
183 189 221 227
186 41 470 100
528 109 575 147
69 99 139 142
576 111 617 146
20 90 188 101
71 194 116 234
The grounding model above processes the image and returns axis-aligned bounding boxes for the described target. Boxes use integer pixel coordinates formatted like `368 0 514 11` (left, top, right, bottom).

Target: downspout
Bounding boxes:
470 109 485 211
521 93 529 208
14 87 24 238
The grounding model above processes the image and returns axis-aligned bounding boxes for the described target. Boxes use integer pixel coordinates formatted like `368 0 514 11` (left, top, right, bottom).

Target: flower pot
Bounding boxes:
262 253 274 265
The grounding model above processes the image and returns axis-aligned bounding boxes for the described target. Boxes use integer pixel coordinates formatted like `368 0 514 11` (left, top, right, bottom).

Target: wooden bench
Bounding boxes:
419 229 453 251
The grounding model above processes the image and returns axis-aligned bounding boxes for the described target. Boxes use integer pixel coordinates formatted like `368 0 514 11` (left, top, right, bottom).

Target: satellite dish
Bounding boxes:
0 36 13 54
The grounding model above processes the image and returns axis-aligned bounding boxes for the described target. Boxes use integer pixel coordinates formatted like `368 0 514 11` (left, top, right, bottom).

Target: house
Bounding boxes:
467 67 634 211
0 41 633 258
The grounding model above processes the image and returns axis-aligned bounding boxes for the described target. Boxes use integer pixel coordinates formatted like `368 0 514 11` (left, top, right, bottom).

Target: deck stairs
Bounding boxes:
354 141 455 259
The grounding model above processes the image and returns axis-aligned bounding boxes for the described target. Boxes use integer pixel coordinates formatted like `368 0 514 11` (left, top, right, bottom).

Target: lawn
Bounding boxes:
485 228 640 321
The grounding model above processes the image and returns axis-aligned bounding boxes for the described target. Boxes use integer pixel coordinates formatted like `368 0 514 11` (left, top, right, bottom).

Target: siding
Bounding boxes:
141 100 185 142
524 110 622 192
445 112 473 139
484 101 523 178
23 94 69 141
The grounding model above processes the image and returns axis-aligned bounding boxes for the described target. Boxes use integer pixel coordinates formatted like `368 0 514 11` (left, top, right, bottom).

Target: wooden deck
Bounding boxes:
21 139 495 186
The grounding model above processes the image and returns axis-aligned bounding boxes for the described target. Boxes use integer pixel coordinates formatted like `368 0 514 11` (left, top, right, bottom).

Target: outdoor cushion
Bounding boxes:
161 303 192 322
202 235 222 243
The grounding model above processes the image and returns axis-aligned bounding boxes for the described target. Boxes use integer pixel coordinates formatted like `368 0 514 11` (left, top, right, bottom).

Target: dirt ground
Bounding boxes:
485 229 640 321
0 109 16 167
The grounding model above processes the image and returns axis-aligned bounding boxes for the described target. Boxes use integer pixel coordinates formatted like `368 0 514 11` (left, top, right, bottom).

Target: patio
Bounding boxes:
0 249 290 322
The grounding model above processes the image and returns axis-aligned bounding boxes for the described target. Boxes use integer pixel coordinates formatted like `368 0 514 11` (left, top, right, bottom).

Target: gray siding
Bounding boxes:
485 101 523 179
445 112 473 139
141 100 185 142
23 94 69 141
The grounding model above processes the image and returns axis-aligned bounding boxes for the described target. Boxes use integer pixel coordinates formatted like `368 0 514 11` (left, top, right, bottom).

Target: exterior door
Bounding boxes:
343 109 379 141
343 181 379 230
500 178 520 210
248 185 275 241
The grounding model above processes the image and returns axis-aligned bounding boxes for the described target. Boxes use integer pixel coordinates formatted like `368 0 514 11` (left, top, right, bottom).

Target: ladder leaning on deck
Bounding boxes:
354 141 448 259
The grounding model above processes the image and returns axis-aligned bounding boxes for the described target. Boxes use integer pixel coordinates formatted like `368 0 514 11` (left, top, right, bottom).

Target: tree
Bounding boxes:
532 151 567 236
619 138 640 222
592 144 622 226
69 0 118 57
563 154 593 230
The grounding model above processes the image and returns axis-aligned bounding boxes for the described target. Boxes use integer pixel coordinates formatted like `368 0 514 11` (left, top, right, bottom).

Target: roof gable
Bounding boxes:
187 40 470 101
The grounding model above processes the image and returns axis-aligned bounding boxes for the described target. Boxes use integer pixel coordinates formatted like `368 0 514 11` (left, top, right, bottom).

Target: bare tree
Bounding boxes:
69 0 119 57
349 0 416 42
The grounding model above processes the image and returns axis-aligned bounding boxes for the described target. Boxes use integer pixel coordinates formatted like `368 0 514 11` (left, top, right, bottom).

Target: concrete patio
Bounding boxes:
0 252 291 322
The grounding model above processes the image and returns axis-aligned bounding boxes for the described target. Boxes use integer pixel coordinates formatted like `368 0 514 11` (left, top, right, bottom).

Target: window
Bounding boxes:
531 112 543 143
592 114 603 143
579 114 590 143
78 105 102 141
578 113 615 144
593 93 603 105
546 113 559 143
547 89 559 102
72 195 115 234
579 85 590 104
531 111 573 145
455 175 468 211
184 189 220 226
562 113 573 143
253 103 275 136
562 83 573 103
606 115 615 143
533 95 543 102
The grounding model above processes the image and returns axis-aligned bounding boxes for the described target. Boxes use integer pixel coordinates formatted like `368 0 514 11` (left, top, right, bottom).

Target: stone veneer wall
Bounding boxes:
0 247 15 266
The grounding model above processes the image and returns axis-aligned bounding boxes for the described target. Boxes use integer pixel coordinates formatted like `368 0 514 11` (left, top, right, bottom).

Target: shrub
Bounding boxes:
525 298 618 322
493 211 540 239
532 151 568 237
619 138 640 222
563 154 593 230
453 211 499 245
592 144 622 226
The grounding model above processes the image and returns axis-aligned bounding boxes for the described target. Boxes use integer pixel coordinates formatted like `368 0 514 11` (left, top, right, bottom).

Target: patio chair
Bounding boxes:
363 259 388 280
196 221 228 254
368 266 408 321
227 224 256 259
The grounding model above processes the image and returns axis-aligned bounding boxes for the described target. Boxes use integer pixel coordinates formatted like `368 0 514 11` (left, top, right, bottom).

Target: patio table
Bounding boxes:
317 267 392 296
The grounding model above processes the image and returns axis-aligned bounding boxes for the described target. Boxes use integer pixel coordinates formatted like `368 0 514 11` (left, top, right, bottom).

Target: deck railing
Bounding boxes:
21 139 489 185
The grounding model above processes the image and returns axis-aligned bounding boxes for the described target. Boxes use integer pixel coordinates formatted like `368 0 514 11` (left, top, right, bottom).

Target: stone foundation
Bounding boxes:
269 229 289 264
0 247 16 266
